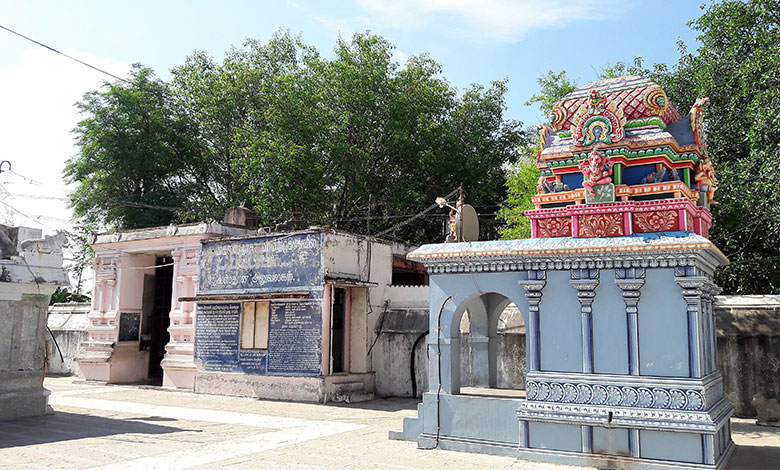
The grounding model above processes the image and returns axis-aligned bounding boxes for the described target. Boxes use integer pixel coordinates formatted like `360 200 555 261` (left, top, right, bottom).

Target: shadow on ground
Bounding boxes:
319 397 420 412
726 421 780 469
0 411 187 449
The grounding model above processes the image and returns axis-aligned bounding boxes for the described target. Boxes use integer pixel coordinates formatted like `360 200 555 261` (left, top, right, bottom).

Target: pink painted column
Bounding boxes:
678 209 687 231
77 254 120 382
162 246 201 389
531 219 538 238
572 215 580 238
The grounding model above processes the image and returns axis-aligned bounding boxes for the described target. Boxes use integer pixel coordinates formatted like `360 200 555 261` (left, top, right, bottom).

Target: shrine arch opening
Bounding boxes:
451 292 528 397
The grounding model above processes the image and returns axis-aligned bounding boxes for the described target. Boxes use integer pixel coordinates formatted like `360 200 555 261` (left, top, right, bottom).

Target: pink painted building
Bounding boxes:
76 222 254 388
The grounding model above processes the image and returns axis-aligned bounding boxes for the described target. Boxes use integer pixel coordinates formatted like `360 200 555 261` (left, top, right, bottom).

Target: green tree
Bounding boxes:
63 222 95 296
677 0 780 294
496 149 540 240
525 70 577 116
65 65 205 229
172 31 529 242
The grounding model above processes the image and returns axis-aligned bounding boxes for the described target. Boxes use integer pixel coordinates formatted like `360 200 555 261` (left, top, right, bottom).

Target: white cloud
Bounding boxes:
355 0 629 43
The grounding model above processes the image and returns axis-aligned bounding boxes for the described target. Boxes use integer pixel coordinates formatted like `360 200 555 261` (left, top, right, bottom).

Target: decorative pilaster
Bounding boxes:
162 246 201 389
615 268 645 376
628 429 640 458
581 426 593 453
77 254 120 381
571 269 599 373
701 279 721 374
519 270 546 373
675 276 707 379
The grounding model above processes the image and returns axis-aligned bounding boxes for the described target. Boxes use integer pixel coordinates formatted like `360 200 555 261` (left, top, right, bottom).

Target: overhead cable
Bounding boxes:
0 24 127 83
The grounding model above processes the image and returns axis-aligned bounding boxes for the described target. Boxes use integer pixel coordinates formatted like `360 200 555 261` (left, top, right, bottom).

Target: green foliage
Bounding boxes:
62 222 95 296
64 65 206 229
679 0 780 294
525 70 577 116
49 286 90 305
67 31 528 243
497 151 539 240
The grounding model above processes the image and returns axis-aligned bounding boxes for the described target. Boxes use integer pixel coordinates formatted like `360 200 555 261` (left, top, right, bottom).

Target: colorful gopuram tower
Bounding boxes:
391 76 733 470
527 76 716 239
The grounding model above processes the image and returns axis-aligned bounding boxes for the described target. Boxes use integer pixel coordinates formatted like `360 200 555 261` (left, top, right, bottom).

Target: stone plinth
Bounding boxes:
0 229 68 420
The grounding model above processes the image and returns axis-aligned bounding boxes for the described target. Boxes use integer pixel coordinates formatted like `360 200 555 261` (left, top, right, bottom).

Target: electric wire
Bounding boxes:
0 24 127 83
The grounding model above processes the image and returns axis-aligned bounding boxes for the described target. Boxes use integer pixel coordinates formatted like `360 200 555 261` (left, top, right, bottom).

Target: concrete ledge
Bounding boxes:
195 371 326 402
417 433 518 457
515 441 735 470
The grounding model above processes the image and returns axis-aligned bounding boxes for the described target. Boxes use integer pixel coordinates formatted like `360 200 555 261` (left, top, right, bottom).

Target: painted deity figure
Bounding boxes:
579 148 614 197
695 158 717 204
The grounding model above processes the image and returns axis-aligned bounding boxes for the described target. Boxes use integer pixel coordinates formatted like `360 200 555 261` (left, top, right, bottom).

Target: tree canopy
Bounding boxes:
502 0 780 294
66 32 530 243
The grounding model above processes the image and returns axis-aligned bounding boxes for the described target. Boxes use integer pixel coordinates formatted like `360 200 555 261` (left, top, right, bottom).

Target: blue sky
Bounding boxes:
0 0 706 238
3 0 705 124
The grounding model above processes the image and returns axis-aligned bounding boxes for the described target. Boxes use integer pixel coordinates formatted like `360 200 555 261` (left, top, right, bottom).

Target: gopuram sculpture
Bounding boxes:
391 76 733 470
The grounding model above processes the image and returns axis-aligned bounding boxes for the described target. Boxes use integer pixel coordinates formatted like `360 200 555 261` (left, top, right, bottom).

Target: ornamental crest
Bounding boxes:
572 90 626 146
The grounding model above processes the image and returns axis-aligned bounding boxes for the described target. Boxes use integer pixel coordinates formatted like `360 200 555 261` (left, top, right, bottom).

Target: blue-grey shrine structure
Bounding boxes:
391 77 734 469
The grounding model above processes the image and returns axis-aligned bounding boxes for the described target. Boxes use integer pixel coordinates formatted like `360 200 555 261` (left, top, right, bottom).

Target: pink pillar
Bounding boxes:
572 215 580 238
162 246 201 389
531 219 538 238
678 209 687 231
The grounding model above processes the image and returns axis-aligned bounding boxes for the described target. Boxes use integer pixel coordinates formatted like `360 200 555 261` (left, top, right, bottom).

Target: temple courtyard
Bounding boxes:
0 377 776 469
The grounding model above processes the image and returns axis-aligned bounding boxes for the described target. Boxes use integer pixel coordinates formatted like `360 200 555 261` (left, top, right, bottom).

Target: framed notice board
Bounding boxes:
118 312 141 342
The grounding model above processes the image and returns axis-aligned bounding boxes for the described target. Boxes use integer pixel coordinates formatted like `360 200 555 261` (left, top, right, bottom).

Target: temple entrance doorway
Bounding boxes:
330 287 347 374
146 256 173 384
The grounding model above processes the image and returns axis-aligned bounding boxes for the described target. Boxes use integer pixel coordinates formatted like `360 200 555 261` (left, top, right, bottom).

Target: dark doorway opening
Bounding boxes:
147 256 173 384
331 287 347 374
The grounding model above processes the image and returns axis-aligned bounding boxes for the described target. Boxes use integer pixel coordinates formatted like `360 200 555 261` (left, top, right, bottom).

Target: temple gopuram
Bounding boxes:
528 76 716 239
392 76 733 470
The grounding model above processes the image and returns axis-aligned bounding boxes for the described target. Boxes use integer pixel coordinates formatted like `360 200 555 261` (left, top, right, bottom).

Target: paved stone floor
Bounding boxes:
0 377 777 469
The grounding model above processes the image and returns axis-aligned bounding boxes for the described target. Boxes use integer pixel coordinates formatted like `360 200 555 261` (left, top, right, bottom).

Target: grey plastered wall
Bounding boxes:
0 296 51 420
716 295 780 418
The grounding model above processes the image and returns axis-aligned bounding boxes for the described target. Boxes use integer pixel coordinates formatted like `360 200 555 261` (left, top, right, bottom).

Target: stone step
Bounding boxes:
332 390 375 404
333 381 366 393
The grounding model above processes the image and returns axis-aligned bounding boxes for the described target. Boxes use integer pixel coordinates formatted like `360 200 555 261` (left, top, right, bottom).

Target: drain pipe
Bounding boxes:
410 331 428 398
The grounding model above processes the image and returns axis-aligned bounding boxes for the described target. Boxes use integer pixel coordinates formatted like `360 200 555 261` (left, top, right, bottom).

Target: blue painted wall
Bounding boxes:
593 427 630 456
561 173 583 190
640 430 703 463
622 163 657 185
592 269 629 375
528 422 582 452
539 271 582 373
638 269 689 377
